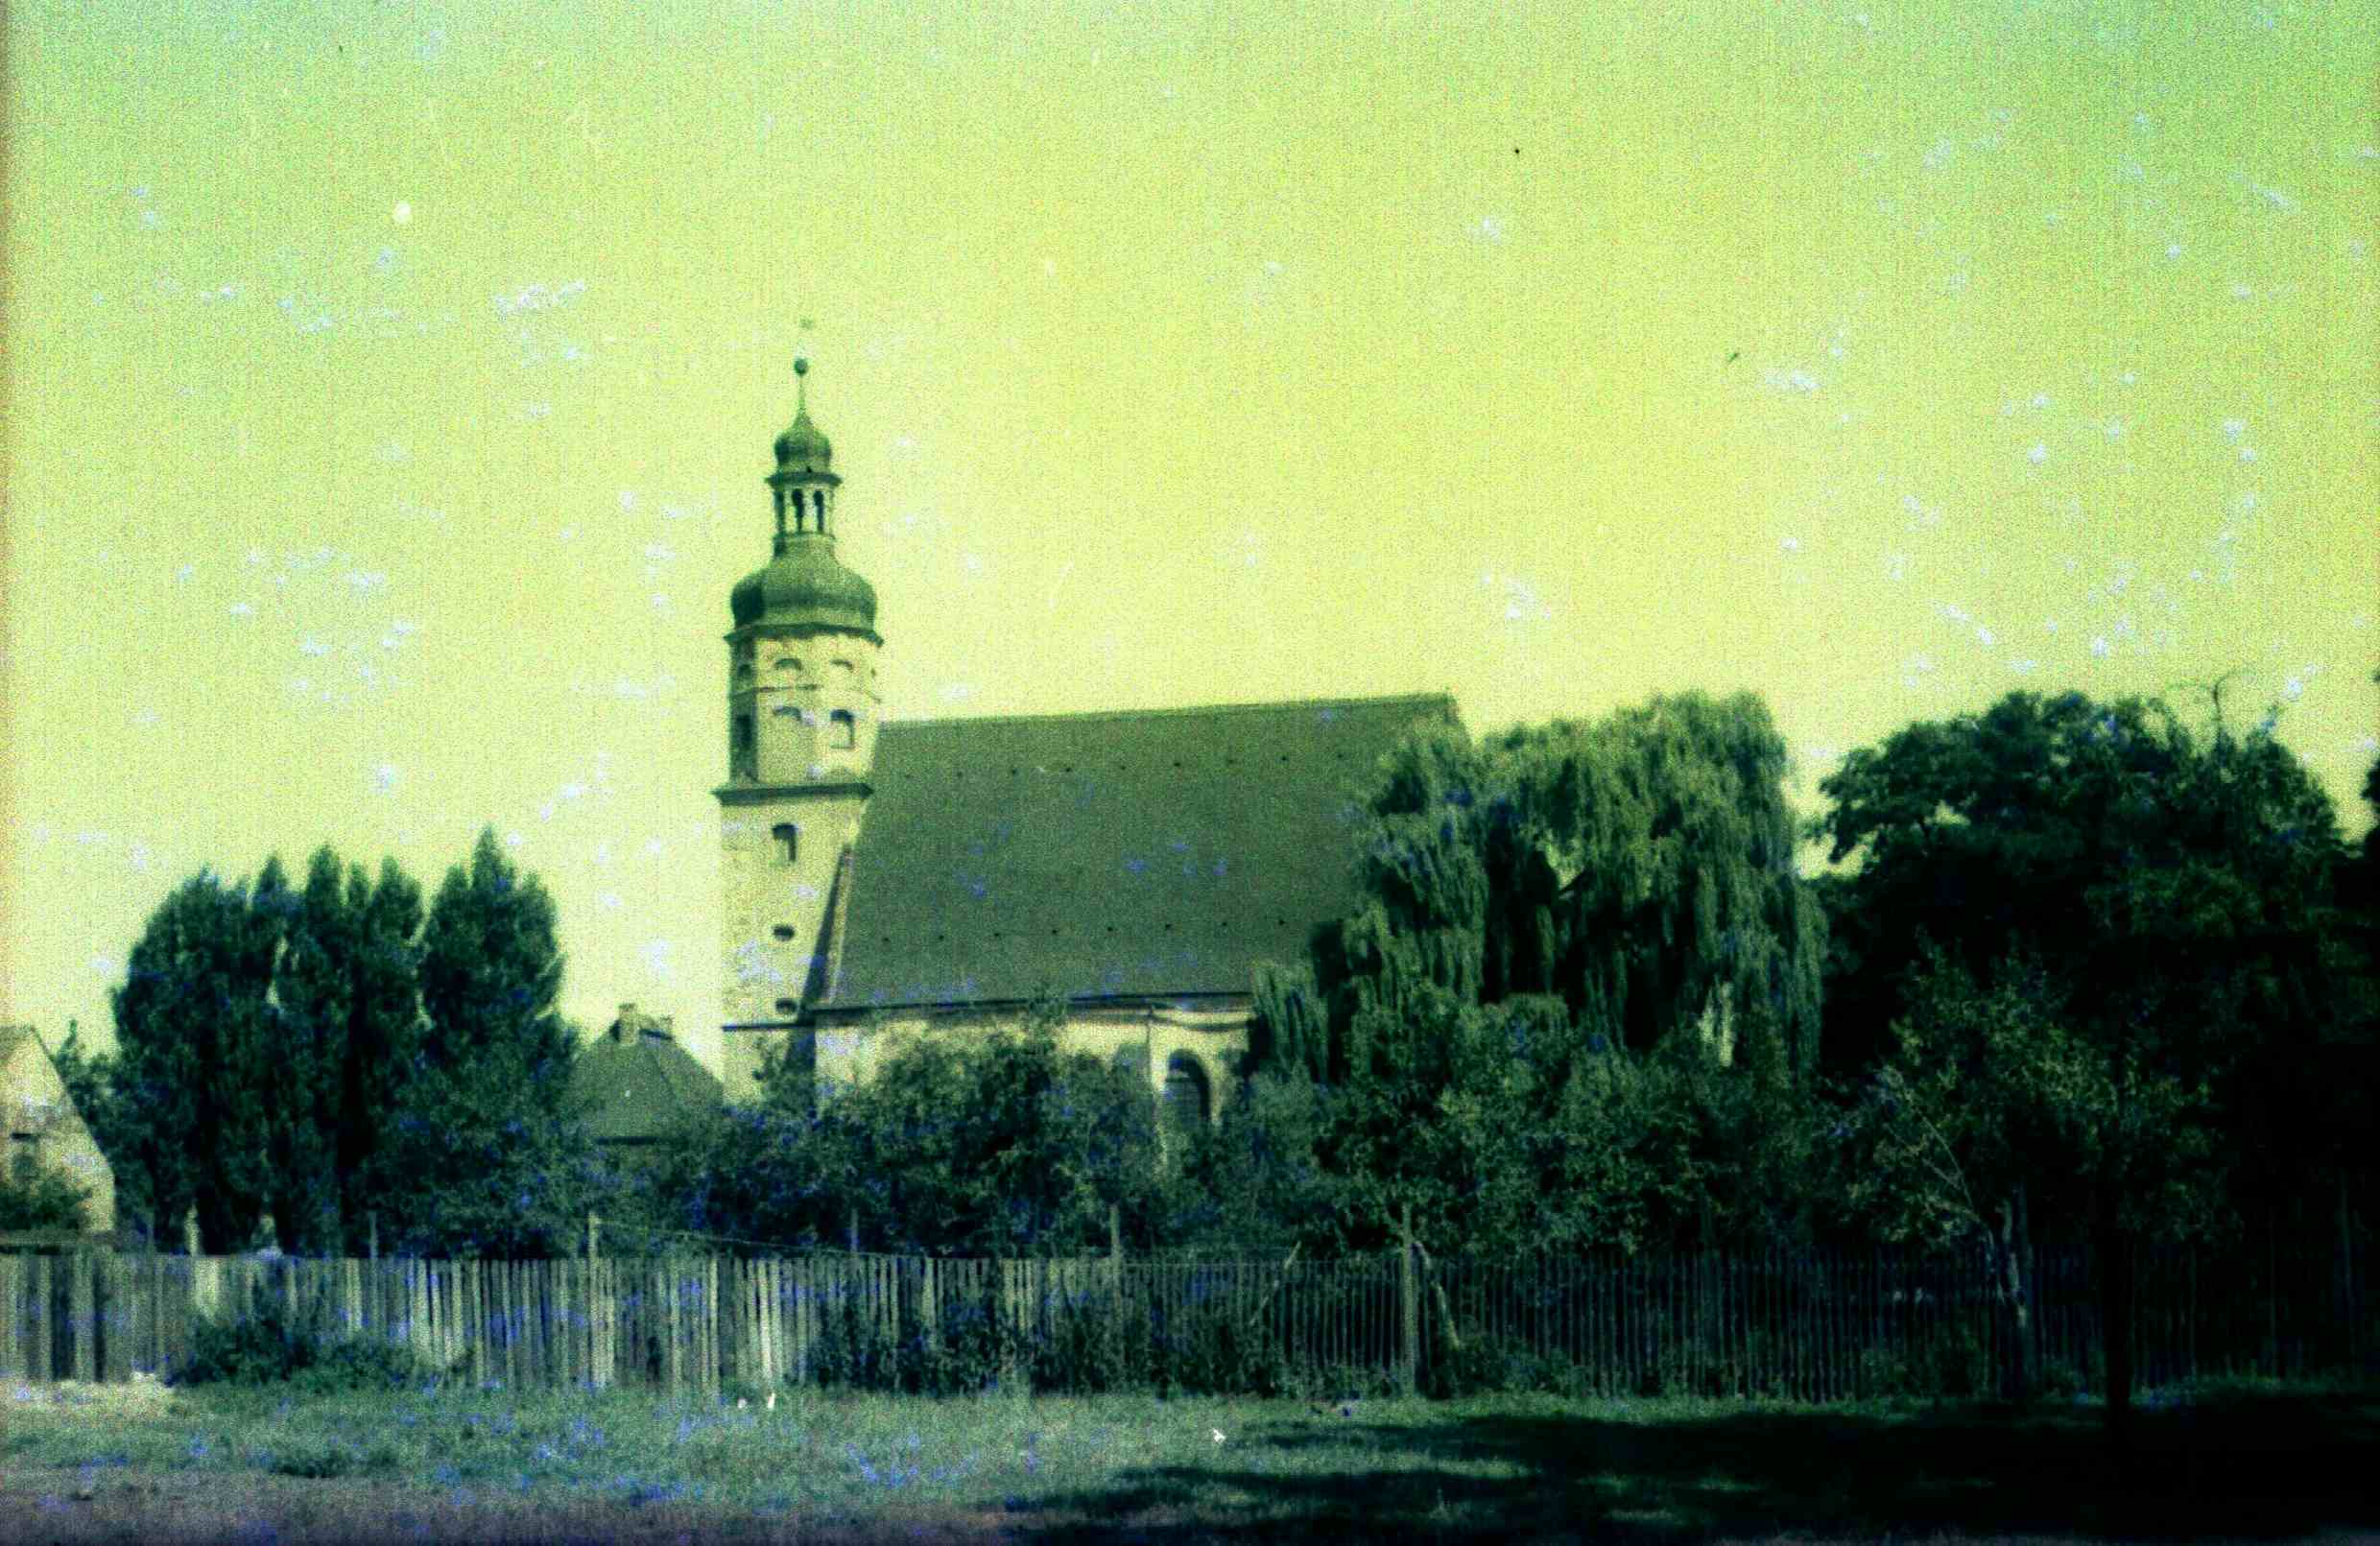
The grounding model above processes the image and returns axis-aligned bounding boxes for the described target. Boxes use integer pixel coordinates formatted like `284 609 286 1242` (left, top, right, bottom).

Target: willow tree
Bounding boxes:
1248 691 1827 1252
1260 692 1824 1082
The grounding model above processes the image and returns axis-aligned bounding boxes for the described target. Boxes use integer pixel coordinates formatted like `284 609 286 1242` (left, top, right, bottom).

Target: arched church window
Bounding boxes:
830 710 856 749
1162 1054 1210 1128
772 823 797 865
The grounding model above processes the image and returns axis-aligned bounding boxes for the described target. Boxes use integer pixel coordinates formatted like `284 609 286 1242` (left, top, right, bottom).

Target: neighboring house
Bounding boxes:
572 1005 726 1161
709 361 1461 1118
0 1024 116 1235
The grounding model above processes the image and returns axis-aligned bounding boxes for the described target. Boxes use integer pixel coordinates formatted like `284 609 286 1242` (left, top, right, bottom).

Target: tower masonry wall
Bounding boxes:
719 791 867 1031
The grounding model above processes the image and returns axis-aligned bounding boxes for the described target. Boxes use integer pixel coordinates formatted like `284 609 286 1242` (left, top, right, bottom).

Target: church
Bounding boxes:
585 361 1461 1142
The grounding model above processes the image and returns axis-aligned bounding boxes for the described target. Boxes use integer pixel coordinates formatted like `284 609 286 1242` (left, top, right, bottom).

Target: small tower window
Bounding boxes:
830 710 856 749
832 659 855 681
732 714 755 778
774 997 798 1015
734 661 754 684
772 823 797 864
774 655 800 675
772 925 796 941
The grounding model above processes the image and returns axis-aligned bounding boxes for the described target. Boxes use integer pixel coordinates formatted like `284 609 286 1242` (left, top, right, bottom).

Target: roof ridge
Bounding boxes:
884 691 1458 733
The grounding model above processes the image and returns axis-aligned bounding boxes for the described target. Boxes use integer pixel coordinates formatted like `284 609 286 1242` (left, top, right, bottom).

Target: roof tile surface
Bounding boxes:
823 693 1459 1010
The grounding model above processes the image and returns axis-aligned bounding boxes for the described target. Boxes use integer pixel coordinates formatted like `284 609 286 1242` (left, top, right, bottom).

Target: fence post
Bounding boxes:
1107 1206 1126 1367
1398 1203 1419 1396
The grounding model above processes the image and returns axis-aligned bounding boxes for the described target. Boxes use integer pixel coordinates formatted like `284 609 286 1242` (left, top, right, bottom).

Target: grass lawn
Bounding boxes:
3 1377 2374 1543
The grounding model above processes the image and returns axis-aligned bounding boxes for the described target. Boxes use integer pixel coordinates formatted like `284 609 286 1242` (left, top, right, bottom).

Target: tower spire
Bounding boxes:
794 353 809 416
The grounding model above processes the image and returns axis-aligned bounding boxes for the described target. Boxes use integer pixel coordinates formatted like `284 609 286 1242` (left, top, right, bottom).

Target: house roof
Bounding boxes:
0 1025 37 1064
571 1010 724 1144
821 692 1460 1011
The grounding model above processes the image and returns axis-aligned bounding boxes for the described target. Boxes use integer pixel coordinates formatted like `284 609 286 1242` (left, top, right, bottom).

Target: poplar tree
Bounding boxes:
339 857 426 1254
109 868 280 1251
266 846 354 1254
380 828 592 1257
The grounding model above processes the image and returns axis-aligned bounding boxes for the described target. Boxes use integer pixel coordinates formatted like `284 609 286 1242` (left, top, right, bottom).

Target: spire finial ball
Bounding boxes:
794 356 809 376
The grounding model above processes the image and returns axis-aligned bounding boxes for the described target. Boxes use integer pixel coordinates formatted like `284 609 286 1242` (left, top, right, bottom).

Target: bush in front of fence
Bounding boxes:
1853 1322 1996 1402
176 1300 437 1394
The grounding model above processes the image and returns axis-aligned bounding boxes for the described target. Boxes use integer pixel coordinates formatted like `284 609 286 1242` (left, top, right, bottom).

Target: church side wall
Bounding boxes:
730 1006 1247 1122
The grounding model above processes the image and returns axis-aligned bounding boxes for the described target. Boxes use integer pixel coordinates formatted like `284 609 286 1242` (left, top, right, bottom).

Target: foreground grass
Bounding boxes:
4 1378 2376 1543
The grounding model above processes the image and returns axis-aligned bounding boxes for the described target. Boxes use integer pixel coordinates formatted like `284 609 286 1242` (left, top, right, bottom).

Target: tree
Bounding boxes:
811 997 1166 1257
1247 692 1826 1253
265 847 353 1254
1814 689 2348 1444
337 857 428 1256
374 829 592 1257
643 997 1172 1260
107 866 285 1251
0 1149 88 1233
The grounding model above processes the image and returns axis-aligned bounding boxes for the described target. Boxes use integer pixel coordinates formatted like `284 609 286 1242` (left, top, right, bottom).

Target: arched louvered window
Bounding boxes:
830 709 856 749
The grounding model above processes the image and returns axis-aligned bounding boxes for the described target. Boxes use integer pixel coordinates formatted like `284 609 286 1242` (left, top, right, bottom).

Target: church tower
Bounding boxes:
717 358 880 1106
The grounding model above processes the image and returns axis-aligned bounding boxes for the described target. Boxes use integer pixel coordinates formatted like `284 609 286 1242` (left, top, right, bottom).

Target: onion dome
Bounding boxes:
730 535 878 633
774 411 832 473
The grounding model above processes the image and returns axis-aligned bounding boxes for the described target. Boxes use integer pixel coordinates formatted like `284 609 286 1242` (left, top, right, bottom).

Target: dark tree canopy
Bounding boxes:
1812 689 2348 1221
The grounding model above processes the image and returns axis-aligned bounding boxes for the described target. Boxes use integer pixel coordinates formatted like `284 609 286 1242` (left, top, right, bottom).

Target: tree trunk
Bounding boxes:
2099 1182 2135 1460
1996 1184 2031 1403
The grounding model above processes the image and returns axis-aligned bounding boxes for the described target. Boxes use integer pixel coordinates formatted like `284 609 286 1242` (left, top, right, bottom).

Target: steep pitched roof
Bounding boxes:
572 1011 724 1145
821 693 1460 1011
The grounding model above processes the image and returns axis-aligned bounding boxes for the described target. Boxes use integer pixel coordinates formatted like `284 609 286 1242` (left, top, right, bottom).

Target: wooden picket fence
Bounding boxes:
2 1236 2368 1399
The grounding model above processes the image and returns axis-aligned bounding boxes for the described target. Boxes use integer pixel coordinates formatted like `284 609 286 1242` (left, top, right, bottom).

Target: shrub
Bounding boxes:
175 1302 428 1392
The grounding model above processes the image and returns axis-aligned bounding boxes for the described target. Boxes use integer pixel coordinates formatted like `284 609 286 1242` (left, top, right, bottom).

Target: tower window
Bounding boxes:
734 661 753 684
832 659 855 681
772 925 796 941
774 655 800 675
772 823 797 864
732 714 755 778
774 997 798 1015
830 710 856 749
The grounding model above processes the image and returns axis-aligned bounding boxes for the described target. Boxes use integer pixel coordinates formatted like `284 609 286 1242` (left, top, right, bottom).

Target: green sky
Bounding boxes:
7 0 2375 1074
